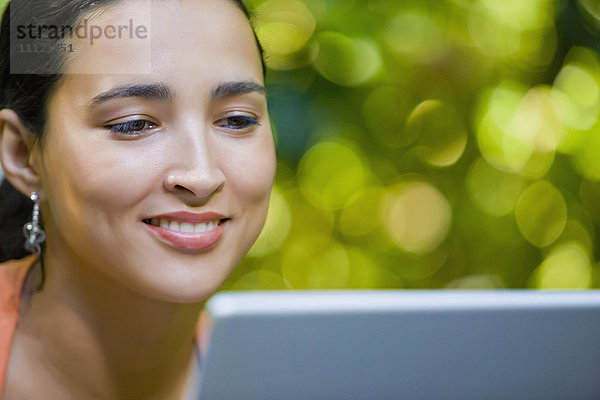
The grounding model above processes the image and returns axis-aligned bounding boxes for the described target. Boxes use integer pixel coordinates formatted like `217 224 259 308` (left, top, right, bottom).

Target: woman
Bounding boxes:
0 0 276 398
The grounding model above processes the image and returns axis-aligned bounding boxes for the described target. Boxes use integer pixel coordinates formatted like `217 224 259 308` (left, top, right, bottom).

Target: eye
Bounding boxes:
214 115 261 131
104 119 158 136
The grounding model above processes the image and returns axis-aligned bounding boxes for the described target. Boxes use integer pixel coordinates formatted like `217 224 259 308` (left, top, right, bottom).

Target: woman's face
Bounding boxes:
34 0 275 302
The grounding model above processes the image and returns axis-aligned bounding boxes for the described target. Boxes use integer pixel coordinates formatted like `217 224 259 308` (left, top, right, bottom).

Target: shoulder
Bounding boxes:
0 256 36 397
0 255 37 312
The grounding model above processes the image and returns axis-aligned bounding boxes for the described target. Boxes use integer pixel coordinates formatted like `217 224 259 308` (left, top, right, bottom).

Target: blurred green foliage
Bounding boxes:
225 0 600 290
0 0 597 290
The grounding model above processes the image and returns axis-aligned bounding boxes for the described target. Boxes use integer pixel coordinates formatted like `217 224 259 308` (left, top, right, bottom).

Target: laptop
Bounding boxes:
191 290 600 400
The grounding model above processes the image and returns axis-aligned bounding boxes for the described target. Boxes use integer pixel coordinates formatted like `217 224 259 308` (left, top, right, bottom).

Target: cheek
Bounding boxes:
41 131 163 218
220 135 276 206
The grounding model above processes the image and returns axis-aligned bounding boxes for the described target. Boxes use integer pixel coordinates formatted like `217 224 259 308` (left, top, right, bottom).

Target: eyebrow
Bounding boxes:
88 82 174 107
87 80 265 108
211 80 266 100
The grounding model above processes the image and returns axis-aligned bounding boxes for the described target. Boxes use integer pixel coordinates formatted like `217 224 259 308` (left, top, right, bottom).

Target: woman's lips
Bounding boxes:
142 211 228 251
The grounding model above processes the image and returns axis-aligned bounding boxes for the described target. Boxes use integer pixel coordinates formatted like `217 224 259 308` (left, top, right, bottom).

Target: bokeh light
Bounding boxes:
281 240 350 289
476 80 533 172
579 0 600 27
382 179 452 255
247 186 292 257
555 219 594 258
406 100 467 167
338 186 385 238
284 188 335 252
446 274 505 289
530 241 592 289
513 87 565 153
384 10 449 64
253 0 317 70
553 48 600 132
345 247 403 289
467 157 524 217
468 0 557 67
313 32 382 86
515 181 567 248
297 140 370 210
231 269 286 291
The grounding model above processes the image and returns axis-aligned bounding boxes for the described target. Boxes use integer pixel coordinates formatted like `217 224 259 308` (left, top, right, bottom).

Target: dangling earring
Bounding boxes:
23 192 46 254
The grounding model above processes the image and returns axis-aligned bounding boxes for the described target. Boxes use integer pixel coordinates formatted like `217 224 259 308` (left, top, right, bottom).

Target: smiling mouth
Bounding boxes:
142 218 227 233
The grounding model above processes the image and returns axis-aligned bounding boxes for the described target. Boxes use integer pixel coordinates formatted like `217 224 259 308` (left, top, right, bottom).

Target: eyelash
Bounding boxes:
104 115 261 137
105 119 157 136
215 115 261 130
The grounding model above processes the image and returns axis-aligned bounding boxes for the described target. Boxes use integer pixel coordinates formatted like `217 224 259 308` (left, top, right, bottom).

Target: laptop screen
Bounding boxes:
192 290 600 400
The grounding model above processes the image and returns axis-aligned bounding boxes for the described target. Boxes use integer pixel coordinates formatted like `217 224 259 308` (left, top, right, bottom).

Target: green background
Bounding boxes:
226 0 600 290
2 0 599 290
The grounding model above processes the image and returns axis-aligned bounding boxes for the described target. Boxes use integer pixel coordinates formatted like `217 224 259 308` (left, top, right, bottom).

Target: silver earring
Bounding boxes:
23 192 45 254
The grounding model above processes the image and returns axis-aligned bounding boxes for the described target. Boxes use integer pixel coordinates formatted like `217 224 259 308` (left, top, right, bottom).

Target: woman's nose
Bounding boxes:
163 129 225 202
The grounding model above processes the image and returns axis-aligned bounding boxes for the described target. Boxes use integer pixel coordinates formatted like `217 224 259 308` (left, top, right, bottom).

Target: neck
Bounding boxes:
17 247 205 399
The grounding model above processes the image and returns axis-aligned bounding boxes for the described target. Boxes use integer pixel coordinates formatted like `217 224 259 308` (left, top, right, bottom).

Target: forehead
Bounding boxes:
57 0 262 105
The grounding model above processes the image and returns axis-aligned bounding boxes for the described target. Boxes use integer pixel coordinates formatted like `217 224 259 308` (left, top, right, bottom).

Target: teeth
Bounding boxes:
195 220 219 233
154 218 221 233
180 222 194 233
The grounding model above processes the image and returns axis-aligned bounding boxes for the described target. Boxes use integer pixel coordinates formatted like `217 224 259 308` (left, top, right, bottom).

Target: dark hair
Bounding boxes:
0 0 265 263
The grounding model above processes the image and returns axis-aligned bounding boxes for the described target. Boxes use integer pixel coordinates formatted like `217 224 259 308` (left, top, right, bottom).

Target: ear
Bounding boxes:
0 109 42 197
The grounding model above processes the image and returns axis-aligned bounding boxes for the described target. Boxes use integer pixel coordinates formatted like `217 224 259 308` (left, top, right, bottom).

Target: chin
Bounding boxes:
133 262 233 304
139 279 223 304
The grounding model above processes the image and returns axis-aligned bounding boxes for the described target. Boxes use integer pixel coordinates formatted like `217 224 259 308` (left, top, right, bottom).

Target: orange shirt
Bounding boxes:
0 256 207 398
0 255 37 397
